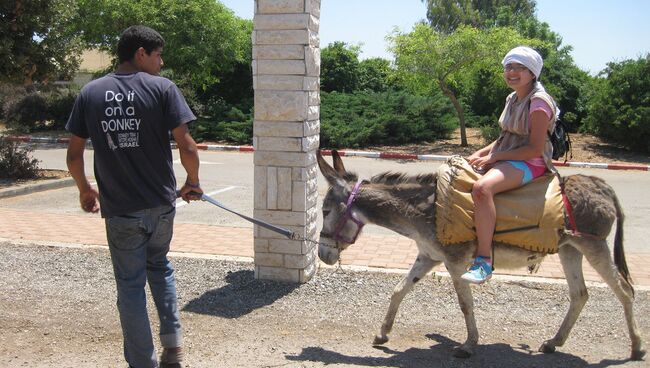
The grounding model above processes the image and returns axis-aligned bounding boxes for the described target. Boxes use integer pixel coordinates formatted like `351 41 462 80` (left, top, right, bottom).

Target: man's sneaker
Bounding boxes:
461 257 493 284
160 347 183 368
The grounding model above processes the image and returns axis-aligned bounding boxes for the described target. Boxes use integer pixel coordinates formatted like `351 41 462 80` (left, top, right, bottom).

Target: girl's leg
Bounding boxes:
472 162 525 259
461 162 526 284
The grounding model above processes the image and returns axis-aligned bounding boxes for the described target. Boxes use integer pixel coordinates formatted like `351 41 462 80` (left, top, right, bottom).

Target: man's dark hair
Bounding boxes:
117 25 165 63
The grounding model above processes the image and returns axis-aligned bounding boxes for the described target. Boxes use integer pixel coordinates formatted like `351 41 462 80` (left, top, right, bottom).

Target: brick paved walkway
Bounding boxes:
1 207 648 287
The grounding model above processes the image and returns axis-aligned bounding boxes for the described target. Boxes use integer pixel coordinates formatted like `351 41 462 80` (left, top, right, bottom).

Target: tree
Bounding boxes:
422 0 592 131
389 24 539 146
320 42 361 93
422 0 536 34
0 0 83 84
71 0 252 104
358 57 393 92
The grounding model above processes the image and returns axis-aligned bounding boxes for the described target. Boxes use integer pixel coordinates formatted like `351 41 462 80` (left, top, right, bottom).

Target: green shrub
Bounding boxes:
2 85 78 132
4 92 49 133
0 137 40 179
189 98 253 144
320 90 455 148
479 124 501 143
583 56 650 153
44 87 78 129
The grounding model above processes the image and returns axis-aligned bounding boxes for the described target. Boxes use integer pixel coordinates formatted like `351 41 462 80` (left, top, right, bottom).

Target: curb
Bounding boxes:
0 177 76 199
6 135 650 171
3 237 650 291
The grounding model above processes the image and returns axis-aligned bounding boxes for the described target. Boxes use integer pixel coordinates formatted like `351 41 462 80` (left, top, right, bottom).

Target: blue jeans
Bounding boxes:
105 205 182 368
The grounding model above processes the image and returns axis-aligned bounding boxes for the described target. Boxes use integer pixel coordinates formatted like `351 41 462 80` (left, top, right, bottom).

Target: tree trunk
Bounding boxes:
439 79 468 146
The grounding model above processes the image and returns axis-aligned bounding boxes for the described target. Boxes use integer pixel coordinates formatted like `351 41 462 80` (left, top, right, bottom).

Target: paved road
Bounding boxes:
9 147 650 252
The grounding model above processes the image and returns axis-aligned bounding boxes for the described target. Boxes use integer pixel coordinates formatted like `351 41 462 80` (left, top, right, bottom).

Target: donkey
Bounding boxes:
316 150 645 360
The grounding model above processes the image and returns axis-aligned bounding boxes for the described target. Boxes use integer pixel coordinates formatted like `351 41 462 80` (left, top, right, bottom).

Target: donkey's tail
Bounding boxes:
612 191 634 297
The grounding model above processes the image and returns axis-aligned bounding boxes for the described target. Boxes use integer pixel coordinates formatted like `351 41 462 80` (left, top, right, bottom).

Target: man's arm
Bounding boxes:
171 123 203 202
66 135 99 213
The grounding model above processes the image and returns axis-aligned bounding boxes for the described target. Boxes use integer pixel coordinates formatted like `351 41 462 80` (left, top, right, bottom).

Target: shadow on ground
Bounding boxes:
182 270 299 318
285 333 633 368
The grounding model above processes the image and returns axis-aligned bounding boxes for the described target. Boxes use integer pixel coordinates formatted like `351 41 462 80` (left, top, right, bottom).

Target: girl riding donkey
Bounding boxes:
464 46 560 284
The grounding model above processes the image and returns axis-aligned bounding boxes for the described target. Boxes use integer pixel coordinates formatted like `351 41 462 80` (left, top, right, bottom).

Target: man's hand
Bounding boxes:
179 181 203 203
80 187 100 213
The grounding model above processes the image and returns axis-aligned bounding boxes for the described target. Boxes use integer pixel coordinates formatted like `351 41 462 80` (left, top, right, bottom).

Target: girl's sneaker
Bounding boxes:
461 257 493 284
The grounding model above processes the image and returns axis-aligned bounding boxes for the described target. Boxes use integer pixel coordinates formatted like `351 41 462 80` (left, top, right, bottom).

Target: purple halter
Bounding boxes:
329 181 365 245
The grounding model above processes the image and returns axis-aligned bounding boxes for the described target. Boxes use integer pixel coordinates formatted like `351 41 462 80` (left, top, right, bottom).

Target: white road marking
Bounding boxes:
175 186 238 208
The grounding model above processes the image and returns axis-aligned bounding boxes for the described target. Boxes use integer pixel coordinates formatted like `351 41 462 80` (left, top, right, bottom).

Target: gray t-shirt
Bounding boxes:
66 72 196 217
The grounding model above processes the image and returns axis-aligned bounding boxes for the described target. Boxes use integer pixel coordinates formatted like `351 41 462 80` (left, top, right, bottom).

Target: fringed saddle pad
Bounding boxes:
435 156 565 254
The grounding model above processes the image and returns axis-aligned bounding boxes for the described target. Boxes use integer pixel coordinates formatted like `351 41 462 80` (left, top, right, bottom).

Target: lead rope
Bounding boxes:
189 192 347 276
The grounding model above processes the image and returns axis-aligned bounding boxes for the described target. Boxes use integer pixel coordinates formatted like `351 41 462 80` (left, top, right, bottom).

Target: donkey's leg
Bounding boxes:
373 254 438 345
446 263 479 358
540 244 588 354
578 238 646 360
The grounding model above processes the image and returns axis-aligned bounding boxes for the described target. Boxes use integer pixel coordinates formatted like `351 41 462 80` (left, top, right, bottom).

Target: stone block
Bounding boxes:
292 179 318 212
284 250 315 269
308 91 320 105
257 0 304 14
253 45 305 60
254 209 307 226
254 121 304 137
255 75 304 90
305 0 321 18
309 30 320 47
254 91 307 121
255 30 310 45
257 137 302 151
254 150 316 167
302 135 319 152
299 258 317 282
306 174 318 194
309 14 320 32
254 165 267 209
304 119 320 136
277 167 292 210
268 238 304 254
305 47 321 76
254 238 269 252
292 164 317 181
303 77 319 91
307 105 319 120
267 166 278 209
257 60 306 75
255 265 300 283
254 13 310 30
306 206 318 224
254 252 284 267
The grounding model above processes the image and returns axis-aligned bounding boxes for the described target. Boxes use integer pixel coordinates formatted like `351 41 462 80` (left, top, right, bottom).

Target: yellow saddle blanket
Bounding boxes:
435 156 565 254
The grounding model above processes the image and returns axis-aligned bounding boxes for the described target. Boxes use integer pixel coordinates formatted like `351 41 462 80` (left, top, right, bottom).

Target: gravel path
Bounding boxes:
1 240 648 367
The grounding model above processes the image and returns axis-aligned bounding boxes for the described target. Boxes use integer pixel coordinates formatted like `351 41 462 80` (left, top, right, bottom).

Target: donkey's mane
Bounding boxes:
370 171 437 186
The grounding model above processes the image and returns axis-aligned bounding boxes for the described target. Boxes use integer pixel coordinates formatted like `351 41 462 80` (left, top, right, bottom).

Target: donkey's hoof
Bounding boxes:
539 341 556 354
373 335 389 345
631 348 646 361
452 346 472 358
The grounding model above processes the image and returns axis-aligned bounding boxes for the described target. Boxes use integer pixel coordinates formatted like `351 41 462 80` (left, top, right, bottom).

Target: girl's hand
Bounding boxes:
470 153 496 173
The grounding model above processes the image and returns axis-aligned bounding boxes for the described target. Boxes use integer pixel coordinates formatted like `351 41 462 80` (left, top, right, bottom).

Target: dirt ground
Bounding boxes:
365 128 650 166
1 242 648 368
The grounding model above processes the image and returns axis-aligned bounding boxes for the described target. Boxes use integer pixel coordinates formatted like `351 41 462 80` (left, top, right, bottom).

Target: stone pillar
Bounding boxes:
252 0 321 283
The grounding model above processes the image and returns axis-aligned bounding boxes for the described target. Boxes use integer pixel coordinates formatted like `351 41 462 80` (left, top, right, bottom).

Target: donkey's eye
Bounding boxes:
323 210 331 218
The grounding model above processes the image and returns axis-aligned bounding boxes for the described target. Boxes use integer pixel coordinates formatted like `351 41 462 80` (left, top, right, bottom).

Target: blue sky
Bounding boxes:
221 0 650 75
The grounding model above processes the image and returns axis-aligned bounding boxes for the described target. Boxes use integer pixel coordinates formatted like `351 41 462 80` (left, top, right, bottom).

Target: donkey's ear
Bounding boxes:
317 149 341 185
331 150 347 176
